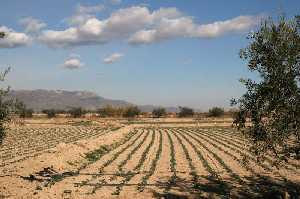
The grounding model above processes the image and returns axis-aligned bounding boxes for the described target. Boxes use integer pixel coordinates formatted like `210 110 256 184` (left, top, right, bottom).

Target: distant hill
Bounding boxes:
7 89 132 112
7 89 179 112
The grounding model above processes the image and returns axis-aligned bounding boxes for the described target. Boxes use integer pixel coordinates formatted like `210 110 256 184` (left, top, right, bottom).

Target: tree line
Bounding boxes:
17 104 228 118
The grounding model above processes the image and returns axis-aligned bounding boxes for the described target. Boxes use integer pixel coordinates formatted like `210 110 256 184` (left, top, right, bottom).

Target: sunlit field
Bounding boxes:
1 119 299 198
1 1 300 198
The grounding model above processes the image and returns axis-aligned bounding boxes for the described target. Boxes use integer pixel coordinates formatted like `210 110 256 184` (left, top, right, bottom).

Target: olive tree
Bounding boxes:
232 16 300 164
152 107 166 118
178 106 194 118
69 107 85 118
123 106 140 118
208 107 224 117
18 102 33 118
0 68 20 144
42 109 56 118
0 32 20 144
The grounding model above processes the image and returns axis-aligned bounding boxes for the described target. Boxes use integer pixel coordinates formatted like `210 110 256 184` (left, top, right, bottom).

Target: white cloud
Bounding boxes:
66 3 105 25
38 6 262 48
129 15 262 44
39 7 183 48
194 15 262 38
103 53 123 64
128 17 195 44
62 57 84 69
0 26 31 48
19 17 46 33
151 7 182 21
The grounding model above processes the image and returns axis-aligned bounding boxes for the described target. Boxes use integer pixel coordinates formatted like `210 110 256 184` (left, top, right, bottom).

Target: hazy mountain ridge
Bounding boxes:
7 89 179 112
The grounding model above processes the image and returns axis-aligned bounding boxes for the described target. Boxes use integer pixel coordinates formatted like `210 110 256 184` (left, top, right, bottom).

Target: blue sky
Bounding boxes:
0 0 299 110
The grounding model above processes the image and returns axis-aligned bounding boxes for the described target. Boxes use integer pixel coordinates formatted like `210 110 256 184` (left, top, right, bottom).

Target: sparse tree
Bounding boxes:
208 107 224 117
55 109 66 114
0 33 20 144
232 15 300 164
18 102 33 118
123 106 140 118
152 107 166 118
0 68 20 144
178 106 194 117
42 109 56 118
98 105 121 117
69 107 84 118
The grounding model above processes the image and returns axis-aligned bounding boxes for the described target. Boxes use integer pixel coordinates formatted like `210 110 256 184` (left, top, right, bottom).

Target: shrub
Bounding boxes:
20 108 34 118
17 102 33 118
98 105 124 117
123 106 140 118
152 107 166 118
55 109 66 114
208 107 224 117
178 106 194 117
69 107 84 118
42 109 56 118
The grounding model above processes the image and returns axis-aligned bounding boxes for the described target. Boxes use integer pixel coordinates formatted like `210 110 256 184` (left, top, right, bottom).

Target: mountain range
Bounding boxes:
7 89 179 112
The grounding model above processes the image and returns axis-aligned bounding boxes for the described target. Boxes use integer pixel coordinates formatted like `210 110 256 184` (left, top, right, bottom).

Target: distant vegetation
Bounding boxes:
13 102 237 120
152 107 166 118
208 107 224 117
68 107 85 118
18 103 34 118
42 109 57 118
123 106 141 118
178 106 194 117
98 105 124 117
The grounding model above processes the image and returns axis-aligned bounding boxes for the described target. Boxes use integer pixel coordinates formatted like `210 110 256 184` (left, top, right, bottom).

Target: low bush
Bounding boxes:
178 106 194 117
42 109 56 118
123 106 140 118
68 107 84 118
208 107 224 117
152 107 166 118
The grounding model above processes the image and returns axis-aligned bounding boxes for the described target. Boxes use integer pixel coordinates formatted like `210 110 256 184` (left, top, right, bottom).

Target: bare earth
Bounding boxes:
0 119 299 199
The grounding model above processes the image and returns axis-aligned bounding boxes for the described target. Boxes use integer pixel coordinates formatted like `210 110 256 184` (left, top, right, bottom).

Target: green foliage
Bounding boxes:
97 105 124 117
208 107 224 117
69 107 84 118
123 106 140 118
42 109 56 118
152 107 166 118
0 32 5 38
85 145 110 162
178 106 194 117
20 108 34 118
165 131 177 192
85 130 138 163
137 130 162 192
55 109 66 114
0 68 19 144
17 102 33 118
232 15 300 163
